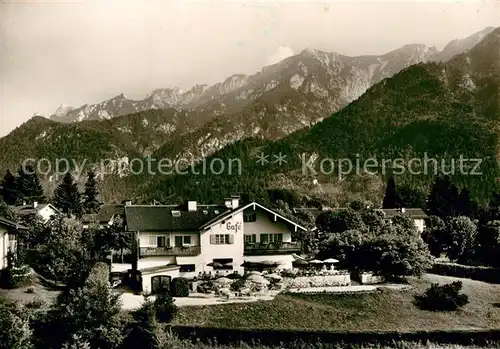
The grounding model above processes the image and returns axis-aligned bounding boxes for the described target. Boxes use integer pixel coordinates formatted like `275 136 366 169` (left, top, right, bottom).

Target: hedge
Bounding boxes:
171 277 189 297
430 262 500 284
85 262 110 286
171 326 500 346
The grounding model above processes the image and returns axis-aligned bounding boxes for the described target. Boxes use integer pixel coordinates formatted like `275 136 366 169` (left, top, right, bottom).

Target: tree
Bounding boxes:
445 216 477 263
365 224 432 280
122 297 160 349
398 185 426 208
0 170 19 205
106 216 130 263
422 215 447 257
0 197 16 221
82 171 100 214
0 297 33 349
457 187 478 218
315 209 366 235
33 216 94 283
37 264 124 349
54 173 83 218
426 176 460 218
16 165 45 204
318 229 365 270
476 220 500 267
382 177 401 209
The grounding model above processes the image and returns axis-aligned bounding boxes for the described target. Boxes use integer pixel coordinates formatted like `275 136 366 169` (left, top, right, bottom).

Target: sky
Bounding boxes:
1 0 499 137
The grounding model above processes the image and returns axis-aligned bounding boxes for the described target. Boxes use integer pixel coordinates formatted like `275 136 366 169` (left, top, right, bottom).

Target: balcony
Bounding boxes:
140 246 201 257
244 241 302 256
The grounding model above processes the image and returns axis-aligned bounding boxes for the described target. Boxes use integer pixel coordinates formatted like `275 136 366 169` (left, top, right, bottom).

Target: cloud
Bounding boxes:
266 46 295 66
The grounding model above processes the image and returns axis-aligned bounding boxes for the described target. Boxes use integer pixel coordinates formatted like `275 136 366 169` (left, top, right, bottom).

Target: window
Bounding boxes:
175 236 183 247
183 236 191 245
148 235 156 246
179 264 196 273
270 233 283 243
211 234 234 244
260 233 282 243
244 212 257 222
157 236 167 247
244 234 256 243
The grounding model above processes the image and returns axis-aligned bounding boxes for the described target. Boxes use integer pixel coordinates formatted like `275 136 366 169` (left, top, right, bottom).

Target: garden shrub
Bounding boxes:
154 290 178 323
414 281 469 311
86 262 110 286
171 277 189 297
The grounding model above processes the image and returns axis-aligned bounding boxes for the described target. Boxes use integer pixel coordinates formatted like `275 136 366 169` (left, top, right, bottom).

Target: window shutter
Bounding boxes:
228 234 234 244
210 235 216 244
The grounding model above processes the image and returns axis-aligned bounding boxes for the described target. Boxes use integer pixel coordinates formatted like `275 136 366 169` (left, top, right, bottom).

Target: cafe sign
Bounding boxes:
225 221 242 233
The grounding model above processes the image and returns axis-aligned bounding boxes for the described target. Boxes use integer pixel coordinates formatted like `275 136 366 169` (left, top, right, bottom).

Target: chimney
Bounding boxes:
224 198 232 209
231 196 240 209
188 200 197 212
400 208 406 213
33 201 38 209
123 200 132 206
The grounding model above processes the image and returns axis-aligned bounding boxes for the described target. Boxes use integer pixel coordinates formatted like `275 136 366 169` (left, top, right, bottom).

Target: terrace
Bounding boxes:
244 241 301 256
139 245 201 257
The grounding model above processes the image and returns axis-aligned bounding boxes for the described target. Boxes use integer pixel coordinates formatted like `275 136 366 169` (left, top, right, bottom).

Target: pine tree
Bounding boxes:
382 177 401 208
426 176 460 218
16 165 45 204
54 172 83 217
82 170 100 214
0 169 19 205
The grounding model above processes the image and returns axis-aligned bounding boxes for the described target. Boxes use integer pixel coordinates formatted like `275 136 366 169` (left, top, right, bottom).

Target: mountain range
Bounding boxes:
0 26 498 204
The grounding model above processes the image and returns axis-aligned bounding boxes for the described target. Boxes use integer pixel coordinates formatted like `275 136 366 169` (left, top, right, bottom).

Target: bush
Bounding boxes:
414 281 469 311
431 262 500 283
86 262 110 286
171 277 189 297
154 291 178 323
1 265 31 289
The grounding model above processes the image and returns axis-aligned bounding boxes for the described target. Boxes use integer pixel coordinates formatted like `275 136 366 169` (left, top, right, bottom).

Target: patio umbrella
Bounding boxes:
323 258 339 264
207 262 223 268
248 271 262 276
246 274 270 285
223 262 233 267
214 277 233 285
308 259 324 264
265 273 282 281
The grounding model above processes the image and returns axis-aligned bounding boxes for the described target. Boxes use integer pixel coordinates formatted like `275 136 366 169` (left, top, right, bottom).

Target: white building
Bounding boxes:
13 202 61 223
0 217 27 269
118 197 307 294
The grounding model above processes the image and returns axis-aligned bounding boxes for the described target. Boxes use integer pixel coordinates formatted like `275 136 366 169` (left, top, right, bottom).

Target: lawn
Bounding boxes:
0 273 61 306
163 338 500 349
172 274 500 332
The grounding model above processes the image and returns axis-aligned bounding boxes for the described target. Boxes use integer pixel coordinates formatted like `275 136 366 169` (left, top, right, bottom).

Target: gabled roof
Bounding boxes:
200 202 308 232
0 217 28 230
125 204 230 232
12 203 61 218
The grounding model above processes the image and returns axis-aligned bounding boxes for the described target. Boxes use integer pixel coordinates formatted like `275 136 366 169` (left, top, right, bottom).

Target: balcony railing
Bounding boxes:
140 246 201 257
244 241 302 256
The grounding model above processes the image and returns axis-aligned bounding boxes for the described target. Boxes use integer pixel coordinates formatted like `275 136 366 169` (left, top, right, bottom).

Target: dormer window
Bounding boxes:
244 212 256 222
